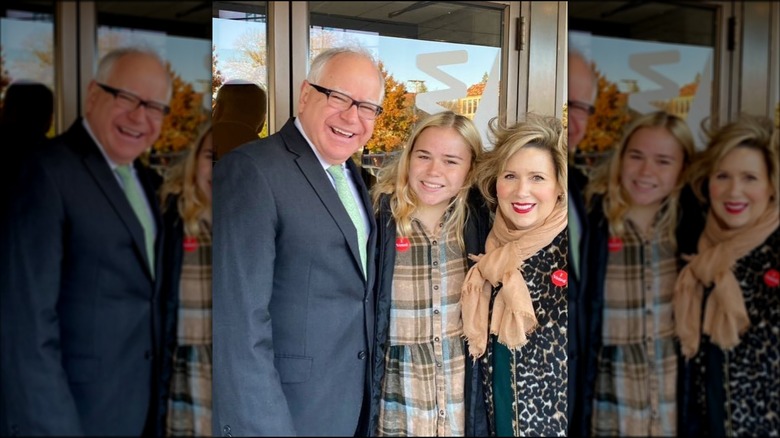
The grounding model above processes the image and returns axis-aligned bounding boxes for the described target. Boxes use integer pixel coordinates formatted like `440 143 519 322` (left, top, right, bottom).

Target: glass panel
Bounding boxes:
211 1 269 139
307 1 505 175
570 1 718 157
1 0 56 137
95 1 212 164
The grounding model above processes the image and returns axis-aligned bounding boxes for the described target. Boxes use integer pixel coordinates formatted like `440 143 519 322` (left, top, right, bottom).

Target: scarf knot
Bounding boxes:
461 199 567 359
674 206 779 359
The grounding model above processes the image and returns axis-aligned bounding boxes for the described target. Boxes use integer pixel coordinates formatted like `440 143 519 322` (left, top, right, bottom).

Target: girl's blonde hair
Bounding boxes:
585 111 695 245
159 122 213 236
371 111 482 250
688 114 778 206
474 113 567 212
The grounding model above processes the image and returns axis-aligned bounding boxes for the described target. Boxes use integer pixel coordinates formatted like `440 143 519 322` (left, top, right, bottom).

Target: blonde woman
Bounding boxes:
463 114 568 436
159 122 213 436
369 111 490 436
675 114 779 436
582 111 695 436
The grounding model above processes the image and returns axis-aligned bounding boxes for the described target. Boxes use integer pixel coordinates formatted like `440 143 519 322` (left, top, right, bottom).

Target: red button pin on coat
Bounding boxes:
183 236 199 252
551 269 568 287
608 236 623 253
764 268 779 287
396 237 410 252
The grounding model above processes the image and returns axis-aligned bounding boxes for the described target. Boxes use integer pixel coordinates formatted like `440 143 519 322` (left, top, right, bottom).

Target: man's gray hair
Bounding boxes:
95 47 173 100
569 49 598 102
306 46 385 103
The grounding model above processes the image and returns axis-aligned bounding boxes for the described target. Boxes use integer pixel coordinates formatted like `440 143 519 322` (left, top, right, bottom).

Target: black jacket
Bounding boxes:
567 164 591 437
368 188 492 436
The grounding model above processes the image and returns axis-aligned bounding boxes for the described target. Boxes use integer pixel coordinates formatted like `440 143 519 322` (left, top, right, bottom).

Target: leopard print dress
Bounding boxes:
481 230 568 437
691 227 780 436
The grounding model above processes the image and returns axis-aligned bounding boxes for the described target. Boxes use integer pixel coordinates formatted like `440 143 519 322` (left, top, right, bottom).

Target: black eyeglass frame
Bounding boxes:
568 99 596 116
96 82 171 117
307 82 383 120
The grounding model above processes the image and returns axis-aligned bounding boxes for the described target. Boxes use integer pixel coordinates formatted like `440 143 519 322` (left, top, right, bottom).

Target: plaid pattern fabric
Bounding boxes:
167 224 213 437
378 218 468 436
592 219 679 437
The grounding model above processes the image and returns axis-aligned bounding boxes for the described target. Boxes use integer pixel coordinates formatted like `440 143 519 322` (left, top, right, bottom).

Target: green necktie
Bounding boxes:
568 196 581 279
327 165 367 277
116 165 155 278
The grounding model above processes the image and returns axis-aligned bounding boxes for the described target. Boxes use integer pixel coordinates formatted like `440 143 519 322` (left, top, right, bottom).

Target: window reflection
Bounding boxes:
1 2 55 137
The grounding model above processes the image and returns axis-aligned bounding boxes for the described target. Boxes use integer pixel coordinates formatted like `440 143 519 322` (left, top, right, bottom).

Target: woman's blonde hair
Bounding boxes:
159 121 213 236
585 111 695 245
371 111 483 250
688 114 778 206
474 113 567 212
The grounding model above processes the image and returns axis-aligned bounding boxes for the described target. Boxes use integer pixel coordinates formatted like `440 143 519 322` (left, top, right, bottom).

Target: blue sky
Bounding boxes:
570 30 713 92
213 18 500 91
2 17 210 100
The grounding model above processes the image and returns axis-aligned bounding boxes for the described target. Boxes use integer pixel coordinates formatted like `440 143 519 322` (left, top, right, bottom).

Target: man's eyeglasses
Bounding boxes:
97 83 170 121
568 100 596 118
307 82 383 121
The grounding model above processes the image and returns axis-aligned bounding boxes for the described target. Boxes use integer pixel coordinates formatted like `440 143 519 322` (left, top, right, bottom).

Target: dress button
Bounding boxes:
433 261 438 267
434 337 440 342
433 309 440 314
439 409 445 416
433 285 439 290
436 362 442 368
432 240 438 245
357 350 367 360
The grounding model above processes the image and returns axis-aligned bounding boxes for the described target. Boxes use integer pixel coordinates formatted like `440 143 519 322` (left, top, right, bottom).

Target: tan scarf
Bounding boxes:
674 205 779 359
461 198 567 359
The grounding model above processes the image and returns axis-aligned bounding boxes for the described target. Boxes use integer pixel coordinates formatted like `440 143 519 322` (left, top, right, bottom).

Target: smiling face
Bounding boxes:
708 146 773 231
408 126 473 217
497 146 562 231
297 53 382 165
85 53 170 165
619 126 685 212
196 131 214 203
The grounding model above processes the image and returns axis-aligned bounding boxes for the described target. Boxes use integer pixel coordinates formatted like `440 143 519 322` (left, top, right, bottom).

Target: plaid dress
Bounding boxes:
377 218 468 437
591 219 679 436
166 222 213 436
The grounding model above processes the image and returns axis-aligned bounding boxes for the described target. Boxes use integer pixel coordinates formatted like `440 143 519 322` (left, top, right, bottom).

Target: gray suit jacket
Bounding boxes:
212 118 377 436
0 120 165 436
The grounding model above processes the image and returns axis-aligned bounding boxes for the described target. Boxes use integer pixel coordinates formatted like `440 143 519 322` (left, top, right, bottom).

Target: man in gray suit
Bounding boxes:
0 47 171 436
212 47 384 436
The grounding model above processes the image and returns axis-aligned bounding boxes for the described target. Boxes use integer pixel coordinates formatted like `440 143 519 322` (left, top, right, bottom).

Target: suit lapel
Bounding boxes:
281 121 367 281
71 123 155 281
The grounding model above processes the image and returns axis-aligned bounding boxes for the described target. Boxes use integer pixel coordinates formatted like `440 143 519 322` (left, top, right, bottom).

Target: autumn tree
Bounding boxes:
679 73 700 97
466 81 486 97
0 46 11 113
153 63 207 154
212 45 224 109
577 66 631 154
364 62 418 154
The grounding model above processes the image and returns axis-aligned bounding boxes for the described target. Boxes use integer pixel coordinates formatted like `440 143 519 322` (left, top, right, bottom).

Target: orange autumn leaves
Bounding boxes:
152 63 208 153
577 67 631 154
